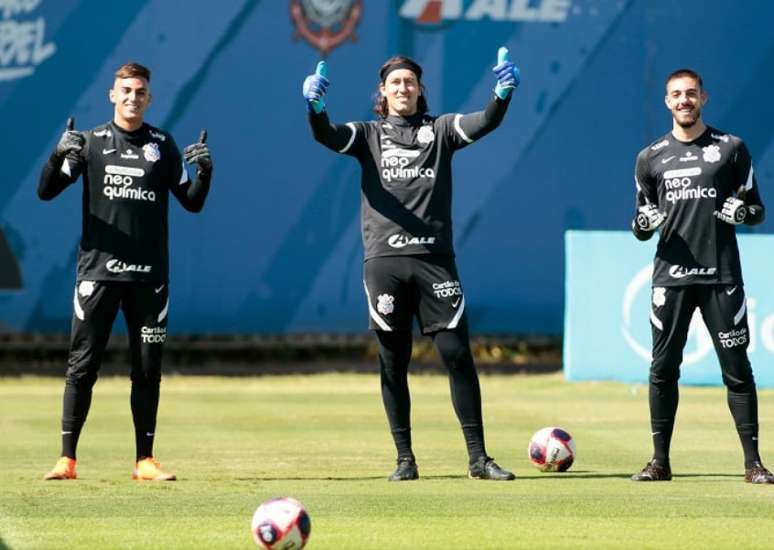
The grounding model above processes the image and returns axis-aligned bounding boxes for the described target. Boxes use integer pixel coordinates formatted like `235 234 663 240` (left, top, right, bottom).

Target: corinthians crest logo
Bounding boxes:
290 0 362 56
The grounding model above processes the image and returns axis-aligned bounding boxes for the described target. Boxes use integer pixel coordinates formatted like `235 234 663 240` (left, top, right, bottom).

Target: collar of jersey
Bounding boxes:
384 112 425 127
110 121 148 139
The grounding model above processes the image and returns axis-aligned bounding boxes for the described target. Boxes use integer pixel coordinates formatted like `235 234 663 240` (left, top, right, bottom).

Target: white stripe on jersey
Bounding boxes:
363 280 391 331
734 298 747 326
650 309 663 331
73 287 85 321
158 297 169 323
61 158 72 176
179 158 189 185
453 114 473 144
447 295 466 330
339 123 357 153
744 166 754 192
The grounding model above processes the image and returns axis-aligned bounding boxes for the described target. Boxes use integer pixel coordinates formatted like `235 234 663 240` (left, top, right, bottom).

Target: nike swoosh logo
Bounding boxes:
661 156 675 164
451 298 461 308
651 432 661 436
61 431 73 435
726 286 737 295
102 148 116 154
154 285 165 294
145 432 154 437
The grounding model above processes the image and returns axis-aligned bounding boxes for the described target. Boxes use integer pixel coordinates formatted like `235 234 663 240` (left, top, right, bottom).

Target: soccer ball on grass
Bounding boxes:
528 427 576 472
251 497 311 549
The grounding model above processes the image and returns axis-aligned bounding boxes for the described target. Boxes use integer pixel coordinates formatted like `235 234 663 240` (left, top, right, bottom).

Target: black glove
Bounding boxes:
183 129 212 173
55 117 85 159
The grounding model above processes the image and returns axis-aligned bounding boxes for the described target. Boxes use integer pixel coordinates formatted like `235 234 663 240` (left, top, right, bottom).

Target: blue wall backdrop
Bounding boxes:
1 1 773 335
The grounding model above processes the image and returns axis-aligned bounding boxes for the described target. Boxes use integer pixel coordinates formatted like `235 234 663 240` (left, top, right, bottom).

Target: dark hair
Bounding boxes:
373 55 428 118
665 68 702 91
114 62 151 82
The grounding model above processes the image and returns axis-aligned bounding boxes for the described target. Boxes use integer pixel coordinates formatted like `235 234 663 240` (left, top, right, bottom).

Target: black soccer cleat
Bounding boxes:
631 460 672 481
745 462 774 484
388 457 419 481
468 456 515 481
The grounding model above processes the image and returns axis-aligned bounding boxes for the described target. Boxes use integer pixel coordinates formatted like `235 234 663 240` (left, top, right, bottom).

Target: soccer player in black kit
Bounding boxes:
38 63 213 481
631 68 773 484
303 48 519 481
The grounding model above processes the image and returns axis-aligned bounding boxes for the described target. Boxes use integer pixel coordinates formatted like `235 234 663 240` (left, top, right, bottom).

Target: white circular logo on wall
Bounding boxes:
621 264 713 364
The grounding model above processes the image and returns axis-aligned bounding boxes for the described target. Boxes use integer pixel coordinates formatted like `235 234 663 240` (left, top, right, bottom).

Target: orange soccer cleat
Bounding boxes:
132 457 176 481
43 457 77 480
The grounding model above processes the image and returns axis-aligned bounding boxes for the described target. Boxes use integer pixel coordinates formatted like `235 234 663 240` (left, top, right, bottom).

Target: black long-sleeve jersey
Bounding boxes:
38 121 210 283
632 127 764 286
309 96 510 259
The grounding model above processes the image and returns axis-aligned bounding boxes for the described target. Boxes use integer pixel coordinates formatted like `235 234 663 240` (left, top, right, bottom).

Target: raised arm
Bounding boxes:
170 130 212 213
38 117 85 200
454 47 519 145
304 61 362 155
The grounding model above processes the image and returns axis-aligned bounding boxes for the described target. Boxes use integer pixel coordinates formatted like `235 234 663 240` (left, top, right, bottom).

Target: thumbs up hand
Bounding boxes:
492 47 520 100
303 61 329 114
55 117 85 159
183 129 212 174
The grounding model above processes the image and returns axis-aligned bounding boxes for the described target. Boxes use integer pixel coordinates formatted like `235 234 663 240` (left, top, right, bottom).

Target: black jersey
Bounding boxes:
632 127 765 287
309 97 510 259
38 121 210 283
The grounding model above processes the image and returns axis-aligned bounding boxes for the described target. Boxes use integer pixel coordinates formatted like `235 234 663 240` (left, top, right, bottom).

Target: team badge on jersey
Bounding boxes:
377 293 395 315
143 143 161 163
702 144 721 163
652 287 666 307
417 125 435 145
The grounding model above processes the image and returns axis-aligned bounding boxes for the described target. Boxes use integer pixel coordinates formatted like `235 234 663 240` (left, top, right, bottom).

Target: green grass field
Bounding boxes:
2 373 774 549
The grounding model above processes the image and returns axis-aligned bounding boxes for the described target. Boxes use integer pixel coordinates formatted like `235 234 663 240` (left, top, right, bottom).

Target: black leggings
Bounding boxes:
376 326 486 463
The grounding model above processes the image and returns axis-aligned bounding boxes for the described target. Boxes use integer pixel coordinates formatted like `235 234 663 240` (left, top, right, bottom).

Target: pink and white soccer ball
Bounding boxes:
251 497 311 549
528 427 576 472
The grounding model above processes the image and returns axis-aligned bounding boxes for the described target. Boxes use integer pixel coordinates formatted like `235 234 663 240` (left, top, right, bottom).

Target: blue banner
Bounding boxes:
564 231 774 387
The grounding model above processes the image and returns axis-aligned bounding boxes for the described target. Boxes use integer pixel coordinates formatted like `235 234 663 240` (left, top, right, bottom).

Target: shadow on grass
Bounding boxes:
241 472 743 482
0 537 11 550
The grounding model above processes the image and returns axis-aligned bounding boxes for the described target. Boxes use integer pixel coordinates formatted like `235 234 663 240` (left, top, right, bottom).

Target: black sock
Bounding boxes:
61 379 94 459
376 330 414 460
131 380 160 460
727 385 761 469
649 379 678 467
433 329 486 463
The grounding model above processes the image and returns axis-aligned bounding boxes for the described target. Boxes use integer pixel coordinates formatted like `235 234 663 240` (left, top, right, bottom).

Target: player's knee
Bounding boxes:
722 365 755 393
649 359 680 386
434 335 473 370
131 364 161 385
65 365 98 387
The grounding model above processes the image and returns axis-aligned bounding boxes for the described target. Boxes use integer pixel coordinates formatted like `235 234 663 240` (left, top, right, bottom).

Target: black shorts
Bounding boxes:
363 255 467 334
67 281 169 384
649 284 753 386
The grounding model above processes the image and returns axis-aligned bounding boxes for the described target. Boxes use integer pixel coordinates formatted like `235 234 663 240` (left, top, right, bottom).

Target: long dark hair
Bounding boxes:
372 55 429 118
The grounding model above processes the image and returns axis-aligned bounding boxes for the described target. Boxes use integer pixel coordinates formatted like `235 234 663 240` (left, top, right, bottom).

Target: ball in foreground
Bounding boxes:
251 497 311 549
528 427 576 472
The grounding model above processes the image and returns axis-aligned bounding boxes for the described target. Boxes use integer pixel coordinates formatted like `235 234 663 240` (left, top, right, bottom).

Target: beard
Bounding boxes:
674 108 700 128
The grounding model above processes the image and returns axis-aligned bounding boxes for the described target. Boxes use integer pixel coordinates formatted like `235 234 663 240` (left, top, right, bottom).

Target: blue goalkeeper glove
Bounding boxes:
493 47 520 100
303 61 329 114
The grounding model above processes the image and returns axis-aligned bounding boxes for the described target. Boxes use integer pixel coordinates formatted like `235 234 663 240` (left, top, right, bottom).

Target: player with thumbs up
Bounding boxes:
305 49 519 481
38 62 213 482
